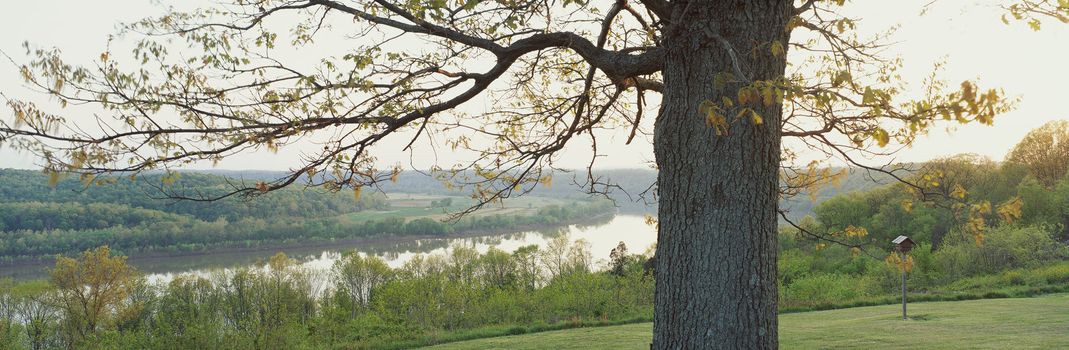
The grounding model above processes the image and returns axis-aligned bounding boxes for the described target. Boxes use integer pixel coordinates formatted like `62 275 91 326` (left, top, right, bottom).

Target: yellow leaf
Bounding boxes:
872 129 890 147
47 171 60 187
951 184 967 199
844 225 868 237
737 88 751 105
885 252 915 272
80 173 95 186
539 176 553 188
901 200 913 213
997 196 1023 224
735 108 749 121
762 86 775 107
770 41 785 57
644 215 658 227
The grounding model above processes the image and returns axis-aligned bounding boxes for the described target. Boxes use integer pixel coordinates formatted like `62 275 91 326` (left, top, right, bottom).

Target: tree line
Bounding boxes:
0 240 653 349
777 121 1069 309
812 120 1069 250
0 170 390 222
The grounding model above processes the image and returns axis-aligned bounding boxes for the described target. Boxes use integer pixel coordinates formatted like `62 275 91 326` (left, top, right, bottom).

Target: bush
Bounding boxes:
507 326 527 335
783 273 873 306
935 225 1068 280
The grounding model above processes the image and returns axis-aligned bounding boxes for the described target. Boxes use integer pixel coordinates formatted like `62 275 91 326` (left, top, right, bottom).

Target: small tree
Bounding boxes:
609 241 630 276
511 245 542 291
1006 120 1069 187
478 248 518 289
332 252 392 317
10 281 62 350
49 246 139 344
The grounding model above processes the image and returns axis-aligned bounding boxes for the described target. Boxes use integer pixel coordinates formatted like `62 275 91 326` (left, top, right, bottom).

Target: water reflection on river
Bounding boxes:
144 214 655 284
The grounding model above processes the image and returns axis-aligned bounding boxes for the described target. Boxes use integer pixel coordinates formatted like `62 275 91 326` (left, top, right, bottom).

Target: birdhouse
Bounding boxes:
892 235 915 253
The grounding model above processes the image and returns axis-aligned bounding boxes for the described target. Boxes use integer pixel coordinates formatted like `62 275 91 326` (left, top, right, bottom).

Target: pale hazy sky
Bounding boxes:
0 1 1066 171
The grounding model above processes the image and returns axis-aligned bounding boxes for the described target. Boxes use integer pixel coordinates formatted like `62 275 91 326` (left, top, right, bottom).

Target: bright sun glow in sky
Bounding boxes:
0 0 1066 171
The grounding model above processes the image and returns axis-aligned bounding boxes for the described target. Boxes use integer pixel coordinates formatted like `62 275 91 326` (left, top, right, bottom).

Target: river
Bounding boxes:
1 214 657 283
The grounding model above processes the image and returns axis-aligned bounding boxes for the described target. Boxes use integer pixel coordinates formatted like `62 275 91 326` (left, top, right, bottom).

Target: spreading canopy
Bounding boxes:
1006 120 1069 187
1 0 1013 218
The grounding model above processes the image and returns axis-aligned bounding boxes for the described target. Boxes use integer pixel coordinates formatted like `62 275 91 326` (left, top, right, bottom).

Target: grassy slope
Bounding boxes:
423 293 1069 349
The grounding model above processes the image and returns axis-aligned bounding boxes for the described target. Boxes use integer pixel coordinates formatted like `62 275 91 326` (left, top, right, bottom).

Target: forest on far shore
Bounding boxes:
0 169 615 260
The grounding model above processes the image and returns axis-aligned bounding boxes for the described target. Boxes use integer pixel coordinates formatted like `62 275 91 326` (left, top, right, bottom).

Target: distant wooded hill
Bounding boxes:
0 169 389 222
189 167 896 220
0 167 893 222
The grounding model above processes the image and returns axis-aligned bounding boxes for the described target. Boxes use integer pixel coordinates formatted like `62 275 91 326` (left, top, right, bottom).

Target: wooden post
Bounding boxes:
892 235 913 321
901 252 907 320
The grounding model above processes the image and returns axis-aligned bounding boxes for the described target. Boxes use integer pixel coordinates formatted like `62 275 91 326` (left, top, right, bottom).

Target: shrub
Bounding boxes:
783 273 871 306
935 225 1068 280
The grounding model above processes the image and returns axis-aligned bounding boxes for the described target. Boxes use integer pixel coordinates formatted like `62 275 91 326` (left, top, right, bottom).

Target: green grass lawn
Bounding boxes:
423 293 1069 349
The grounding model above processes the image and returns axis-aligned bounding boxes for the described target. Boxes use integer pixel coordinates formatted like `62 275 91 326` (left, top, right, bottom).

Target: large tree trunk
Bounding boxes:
652 1 792 348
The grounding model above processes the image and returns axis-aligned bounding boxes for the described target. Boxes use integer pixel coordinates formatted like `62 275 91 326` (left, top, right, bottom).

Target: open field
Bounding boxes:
336 194 572 224
423 293 1069 349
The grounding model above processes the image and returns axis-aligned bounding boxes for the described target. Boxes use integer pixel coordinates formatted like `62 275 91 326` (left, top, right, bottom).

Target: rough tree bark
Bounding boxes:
653 1 792 348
